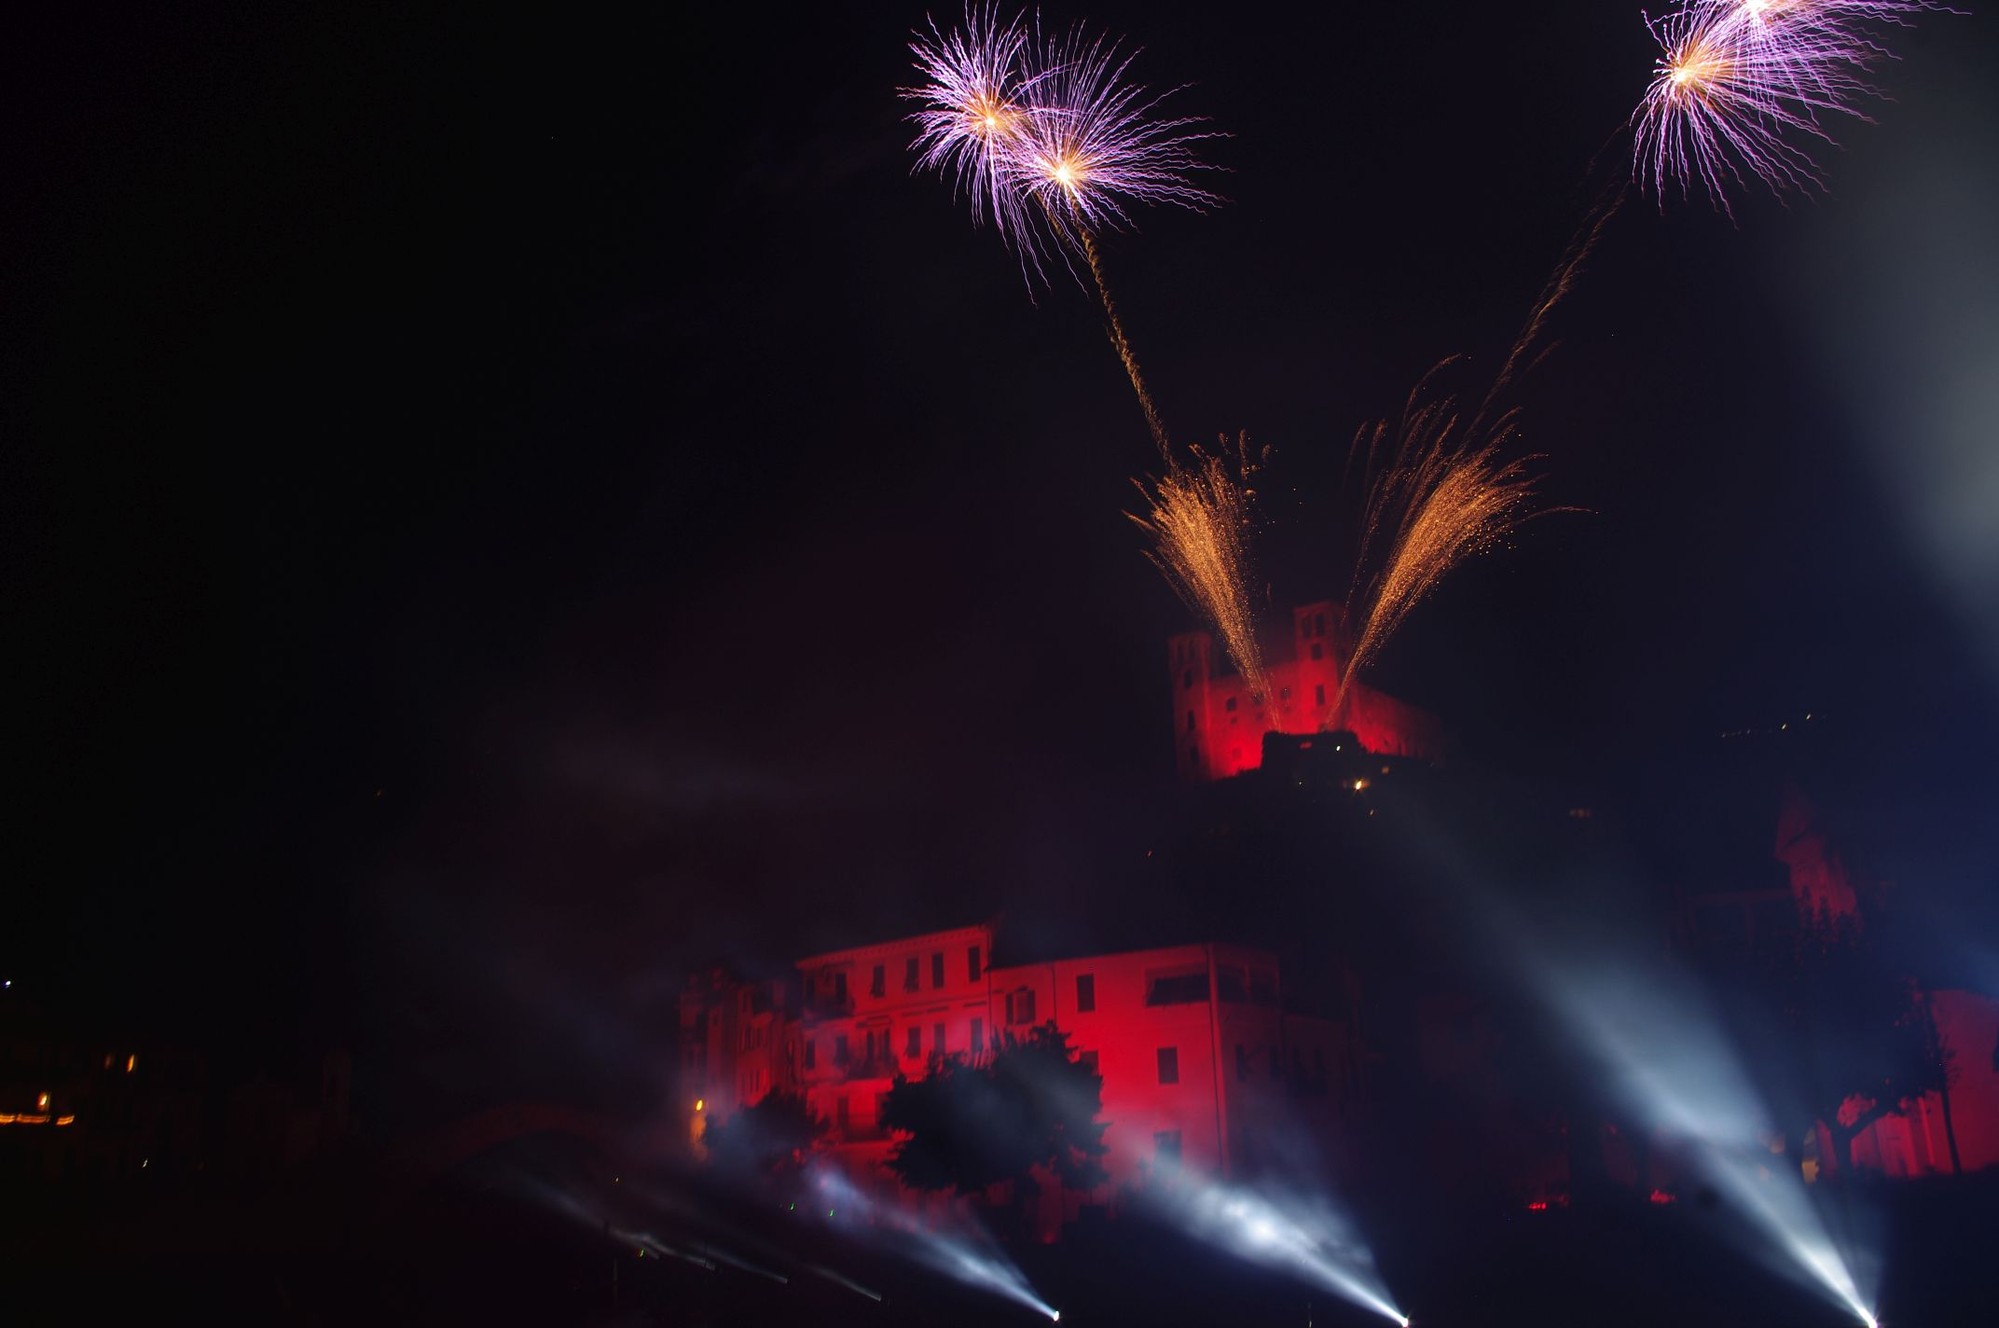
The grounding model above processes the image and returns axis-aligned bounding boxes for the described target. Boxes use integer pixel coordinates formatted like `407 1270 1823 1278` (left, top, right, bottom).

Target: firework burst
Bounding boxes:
906 9 1222 455
1131 439 1271 703
1633 0 1951 214
907 7 1045 271
1003 24 1224 245
1334 378 1554 723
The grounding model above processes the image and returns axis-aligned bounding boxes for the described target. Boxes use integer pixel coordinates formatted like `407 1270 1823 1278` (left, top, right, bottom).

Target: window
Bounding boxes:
1075 973 1096 1013
804 1038 817 1070
870 965 885 998
834 1034 850 1065
1315 683 1326 706
1316 612 1327 636
1236 1044 1250 1081
1146 970 1209 1005
837 1096 851 1132
906 1026 922 1058
905 957 920 991
1224 696 1236 712
1157 1047 1180 1084
830 971 848 1003
1155 1129 1183 1162
933 1022 946 1054
1185 710 1197 732
1007 988 1037 1025
1182 669 1193 689
931 952 945 988
970 1017 984 1053
967 946 982 982
1310 641 1323 660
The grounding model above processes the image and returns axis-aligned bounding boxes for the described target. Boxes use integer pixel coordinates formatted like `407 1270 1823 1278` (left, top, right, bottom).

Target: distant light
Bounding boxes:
141 1158 148 1168
126 1054 137 1073
1051 1313 1061 1323
694 1098 704 1112
1858 1313 1877 1328
55 1115 75 1127
36 1093 49 1111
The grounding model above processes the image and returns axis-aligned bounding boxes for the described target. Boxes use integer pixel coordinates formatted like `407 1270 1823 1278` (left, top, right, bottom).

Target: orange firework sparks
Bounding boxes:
1130 438 1270 702
1334 380 1554 723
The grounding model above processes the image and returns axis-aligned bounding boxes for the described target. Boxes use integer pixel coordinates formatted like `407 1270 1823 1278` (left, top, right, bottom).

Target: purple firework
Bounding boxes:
1004 24 1224 247
906 7 1044 268
1633 0 1948 215
906 9 1221 284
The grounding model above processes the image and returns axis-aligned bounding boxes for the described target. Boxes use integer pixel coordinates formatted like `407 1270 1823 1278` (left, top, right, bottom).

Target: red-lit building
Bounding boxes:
677 925 1360 1223
1170 598 1444 782
1670 784 1999 1180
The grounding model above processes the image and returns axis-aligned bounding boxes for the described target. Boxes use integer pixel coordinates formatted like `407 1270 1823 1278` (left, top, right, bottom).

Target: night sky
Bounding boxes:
7 4 1997 1116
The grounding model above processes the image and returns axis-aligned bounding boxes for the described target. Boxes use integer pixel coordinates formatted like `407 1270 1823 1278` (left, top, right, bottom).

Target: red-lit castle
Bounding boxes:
1169 598 1444 782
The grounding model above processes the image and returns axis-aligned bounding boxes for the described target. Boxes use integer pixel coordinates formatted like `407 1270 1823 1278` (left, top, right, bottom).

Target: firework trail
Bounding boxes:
1473 180 1626 436
1011 21 1220 456
1130 437 1271 702
1633 0 1951 215
1079 226 1172 458
1332 379 1554 724
906 9 1221 457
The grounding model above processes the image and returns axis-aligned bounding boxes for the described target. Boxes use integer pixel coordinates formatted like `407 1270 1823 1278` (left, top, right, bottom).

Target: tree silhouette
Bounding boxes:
880 1022 1108 1197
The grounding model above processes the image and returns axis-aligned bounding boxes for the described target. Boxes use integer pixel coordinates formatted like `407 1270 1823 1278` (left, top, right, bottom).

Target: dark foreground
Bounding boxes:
6 1145 1995 1327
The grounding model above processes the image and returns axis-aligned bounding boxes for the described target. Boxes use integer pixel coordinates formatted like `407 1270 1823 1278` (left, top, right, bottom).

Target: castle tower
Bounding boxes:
1290 599 1346 730
1168 627 1217 782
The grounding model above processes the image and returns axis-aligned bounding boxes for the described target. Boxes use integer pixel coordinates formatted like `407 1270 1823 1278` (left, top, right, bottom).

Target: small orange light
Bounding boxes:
694 1098 705 1112
126 1054 137 1073
36 1092 49 1111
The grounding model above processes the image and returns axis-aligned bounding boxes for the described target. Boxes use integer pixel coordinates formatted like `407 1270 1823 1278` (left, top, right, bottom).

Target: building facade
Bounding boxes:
1170 598 1445 783
677 925 1358 1219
